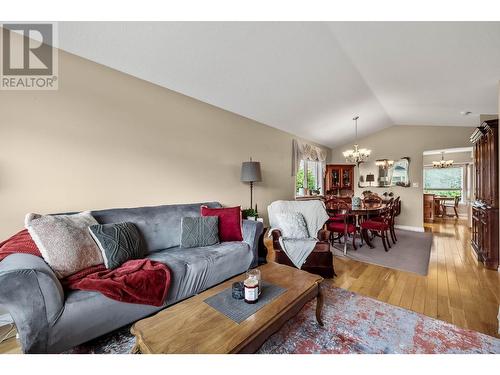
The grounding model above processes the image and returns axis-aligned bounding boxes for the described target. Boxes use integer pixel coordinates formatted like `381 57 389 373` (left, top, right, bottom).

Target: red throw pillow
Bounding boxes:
200 206 243 242
0 229 42 262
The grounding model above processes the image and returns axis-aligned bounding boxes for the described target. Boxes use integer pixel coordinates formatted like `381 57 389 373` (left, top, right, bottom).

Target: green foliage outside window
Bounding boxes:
296 167 316 192
423 167 463 200
423 189 461 198
424 167 462 189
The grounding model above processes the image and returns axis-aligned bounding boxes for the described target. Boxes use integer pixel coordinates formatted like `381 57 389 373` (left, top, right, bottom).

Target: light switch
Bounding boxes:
412 182 419 188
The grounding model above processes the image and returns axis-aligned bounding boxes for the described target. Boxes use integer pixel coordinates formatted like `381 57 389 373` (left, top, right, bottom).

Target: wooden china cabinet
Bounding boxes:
324 164 355 199
470 119 499 270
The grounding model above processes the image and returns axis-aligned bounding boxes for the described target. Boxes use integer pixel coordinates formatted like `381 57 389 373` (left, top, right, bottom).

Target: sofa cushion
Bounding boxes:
180 216 219 248
89 222 147 269
91 202 222 253
25 211 103 278
147 242 253 298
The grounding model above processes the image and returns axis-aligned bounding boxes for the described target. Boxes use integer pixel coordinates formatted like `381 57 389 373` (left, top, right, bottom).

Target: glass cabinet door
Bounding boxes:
331 168 341 188
341 168 352 188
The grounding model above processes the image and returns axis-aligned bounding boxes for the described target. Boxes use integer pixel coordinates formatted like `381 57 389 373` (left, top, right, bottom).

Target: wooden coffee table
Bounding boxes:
130 262 324 353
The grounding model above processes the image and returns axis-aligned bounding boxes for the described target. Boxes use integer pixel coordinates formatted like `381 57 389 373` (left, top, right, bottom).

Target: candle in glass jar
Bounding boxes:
246 269 262 296
244 276 259 304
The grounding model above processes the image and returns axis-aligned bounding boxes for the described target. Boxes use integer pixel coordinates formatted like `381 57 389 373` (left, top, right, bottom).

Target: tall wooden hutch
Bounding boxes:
470 119 499 270
324 164 355 197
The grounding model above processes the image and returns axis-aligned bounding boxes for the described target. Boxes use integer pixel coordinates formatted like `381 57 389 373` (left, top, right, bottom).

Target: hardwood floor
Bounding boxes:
326 219 500 338
1 218 498 354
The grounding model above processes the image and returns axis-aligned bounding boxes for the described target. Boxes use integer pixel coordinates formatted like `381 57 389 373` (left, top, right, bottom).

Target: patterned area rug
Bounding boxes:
66 285 500 354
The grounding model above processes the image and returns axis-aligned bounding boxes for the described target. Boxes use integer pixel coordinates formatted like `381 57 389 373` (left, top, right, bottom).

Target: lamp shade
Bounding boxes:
241 161 262 182
359 175 365 183
366 173 375 182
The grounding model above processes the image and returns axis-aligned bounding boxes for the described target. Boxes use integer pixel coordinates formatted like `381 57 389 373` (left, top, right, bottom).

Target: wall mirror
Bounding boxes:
389 157 410 187
358 157 411 188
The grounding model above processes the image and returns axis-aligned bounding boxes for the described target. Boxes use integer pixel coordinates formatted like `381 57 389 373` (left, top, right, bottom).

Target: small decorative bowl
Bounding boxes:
232 281 244 299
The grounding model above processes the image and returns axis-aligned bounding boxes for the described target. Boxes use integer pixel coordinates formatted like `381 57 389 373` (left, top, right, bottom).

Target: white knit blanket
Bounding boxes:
267 200 329 269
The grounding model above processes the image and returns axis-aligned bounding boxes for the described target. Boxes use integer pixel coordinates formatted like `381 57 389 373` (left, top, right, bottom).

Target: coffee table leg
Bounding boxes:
316 283 324 327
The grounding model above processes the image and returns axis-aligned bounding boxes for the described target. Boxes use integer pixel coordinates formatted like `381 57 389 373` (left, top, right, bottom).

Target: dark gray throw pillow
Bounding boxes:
89 222 146 269
180 216 219 248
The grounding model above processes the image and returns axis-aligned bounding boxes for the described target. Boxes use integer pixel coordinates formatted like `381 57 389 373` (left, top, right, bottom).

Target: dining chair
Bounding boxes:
362 193 383 204
326 200 357 254
325 197 344 222
325 198 354 223
361 190 373 198
393 196 401 217
370 197 398 244
360 200 394 252
442 196 460 218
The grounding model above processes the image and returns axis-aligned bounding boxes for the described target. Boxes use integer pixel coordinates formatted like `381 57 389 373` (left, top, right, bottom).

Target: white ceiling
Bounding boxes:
56 22 500 148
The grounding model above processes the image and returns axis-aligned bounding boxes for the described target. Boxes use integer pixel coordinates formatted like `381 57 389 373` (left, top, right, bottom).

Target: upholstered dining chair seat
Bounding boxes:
327 221 357 234
360 220 389 231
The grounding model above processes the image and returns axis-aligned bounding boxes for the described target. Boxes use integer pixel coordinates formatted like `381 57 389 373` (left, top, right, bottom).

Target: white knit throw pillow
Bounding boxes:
25 211 104 278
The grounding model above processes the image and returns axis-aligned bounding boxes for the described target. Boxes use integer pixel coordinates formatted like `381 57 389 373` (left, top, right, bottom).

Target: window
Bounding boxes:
423 166 464 202
296 160 323 195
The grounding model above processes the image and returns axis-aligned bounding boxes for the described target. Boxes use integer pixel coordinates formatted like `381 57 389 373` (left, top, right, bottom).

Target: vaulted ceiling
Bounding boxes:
57 22 500 148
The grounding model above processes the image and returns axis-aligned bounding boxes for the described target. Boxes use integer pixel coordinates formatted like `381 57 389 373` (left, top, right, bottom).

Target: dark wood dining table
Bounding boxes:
351 202 387 218
337 202 387 254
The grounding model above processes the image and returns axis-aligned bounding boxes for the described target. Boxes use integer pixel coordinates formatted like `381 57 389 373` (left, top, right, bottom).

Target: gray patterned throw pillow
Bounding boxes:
89 222 146 269
180 216 219 248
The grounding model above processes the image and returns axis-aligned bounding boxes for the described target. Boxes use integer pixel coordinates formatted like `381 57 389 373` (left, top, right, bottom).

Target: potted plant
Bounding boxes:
242 206 259 220
311 187 321 195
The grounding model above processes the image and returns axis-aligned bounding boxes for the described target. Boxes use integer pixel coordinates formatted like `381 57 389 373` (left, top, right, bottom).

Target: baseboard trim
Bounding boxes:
395 225 425 233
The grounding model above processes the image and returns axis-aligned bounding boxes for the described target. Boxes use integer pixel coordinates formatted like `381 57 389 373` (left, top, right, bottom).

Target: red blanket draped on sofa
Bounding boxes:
0 229 171 307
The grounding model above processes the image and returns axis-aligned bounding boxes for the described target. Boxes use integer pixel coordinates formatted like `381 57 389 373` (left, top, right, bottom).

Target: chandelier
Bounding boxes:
343 116 371 164
433 152 454 168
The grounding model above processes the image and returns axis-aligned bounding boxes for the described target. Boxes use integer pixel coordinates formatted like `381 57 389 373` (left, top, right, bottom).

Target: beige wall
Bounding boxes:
0 46 329 239
330 125 475 230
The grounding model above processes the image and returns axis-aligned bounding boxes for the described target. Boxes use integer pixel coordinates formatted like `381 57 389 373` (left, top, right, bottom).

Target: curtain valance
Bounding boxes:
291 139 327 176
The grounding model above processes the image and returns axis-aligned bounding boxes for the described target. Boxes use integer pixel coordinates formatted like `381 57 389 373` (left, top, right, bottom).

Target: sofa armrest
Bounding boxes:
242 220 264 268
0 253 64 353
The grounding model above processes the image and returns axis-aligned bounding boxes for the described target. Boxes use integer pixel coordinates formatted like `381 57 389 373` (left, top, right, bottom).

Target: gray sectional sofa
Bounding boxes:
0 202 263 353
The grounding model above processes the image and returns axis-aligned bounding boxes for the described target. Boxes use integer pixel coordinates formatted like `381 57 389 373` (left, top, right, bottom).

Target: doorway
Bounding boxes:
422 147 473 226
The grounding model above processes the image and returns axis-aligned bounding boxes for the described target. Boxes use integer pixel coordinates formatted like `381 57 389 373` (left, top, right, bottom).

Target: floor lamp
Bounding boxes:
241 158 262 209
